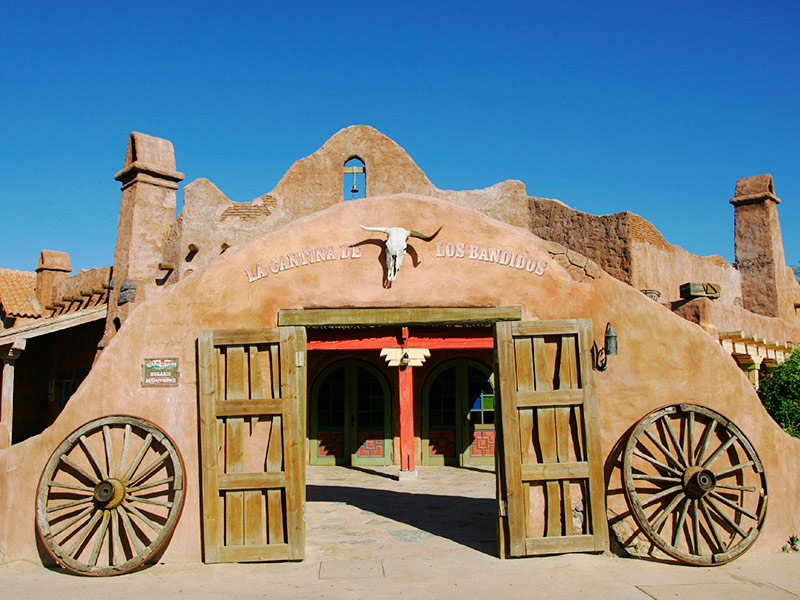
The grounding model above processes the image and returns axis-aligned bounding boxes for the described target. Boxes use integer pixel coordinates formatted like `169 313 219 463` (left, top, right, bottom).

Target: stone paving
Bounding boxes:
1 465 799 599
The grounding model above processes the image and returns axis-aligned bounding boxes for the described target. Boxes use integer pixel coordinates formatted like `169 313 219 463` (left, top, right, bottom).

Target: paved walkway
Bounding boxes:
1 466 799 599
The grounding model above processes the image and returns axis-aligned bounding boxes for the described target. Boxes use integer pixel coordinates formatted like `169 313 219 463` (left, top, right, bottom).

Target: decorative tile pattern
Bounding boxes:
318 431 344 457
469 430 495 457
429 429 456 456
357 432 384 457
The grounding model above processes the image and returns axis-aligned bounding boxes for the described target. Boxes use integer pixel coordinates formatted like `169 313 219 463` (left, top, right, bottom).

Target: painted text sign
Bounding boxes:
142 358 180 387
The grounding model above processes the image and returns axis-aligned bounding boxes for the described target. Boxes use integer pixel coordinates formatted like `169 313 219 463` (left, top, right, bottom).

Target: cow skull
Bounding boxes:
360 225 443 282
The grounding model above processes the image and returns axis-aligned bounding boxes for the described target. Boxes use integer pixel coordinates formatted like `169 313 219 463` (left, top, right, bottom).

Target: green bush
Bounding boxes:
759 350 800 438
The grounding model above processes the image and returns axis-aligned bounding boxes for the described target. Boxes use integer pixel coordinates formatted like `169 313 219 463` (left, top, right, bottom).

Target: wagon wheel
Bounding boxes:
622 404 767 566
36 415 186 576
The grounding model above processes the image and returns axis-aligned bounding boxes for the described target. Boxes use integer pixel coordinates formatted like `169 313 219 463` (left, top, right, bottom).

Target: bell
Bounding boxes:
351 171 359 195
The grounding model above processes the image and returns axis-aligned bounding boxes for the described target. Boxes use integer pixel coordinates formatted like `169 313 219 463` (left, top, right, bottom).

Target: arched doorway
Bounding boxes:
422 359 495 466
310 359 392 466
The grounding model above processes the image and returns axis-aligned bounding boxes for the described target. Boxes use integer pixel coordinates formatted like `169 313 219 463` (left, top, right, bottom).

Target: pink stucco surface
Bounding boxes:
1 195 796 563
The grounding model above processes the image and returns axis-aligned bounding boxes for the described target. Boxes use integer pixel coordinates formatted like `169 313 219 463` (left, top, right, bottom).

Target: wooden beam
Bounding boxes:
278 306 522 327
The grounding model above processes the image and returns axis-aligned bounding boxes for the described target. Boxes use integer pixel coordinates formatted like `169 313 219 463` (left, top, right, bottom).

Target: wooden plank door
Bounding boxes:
494 319 608 557
198 326 306 563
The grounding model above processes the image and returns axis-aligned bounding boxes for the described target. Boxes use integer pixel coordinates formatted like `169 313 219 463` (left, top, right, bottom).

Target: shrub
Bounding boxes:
759 350 800 438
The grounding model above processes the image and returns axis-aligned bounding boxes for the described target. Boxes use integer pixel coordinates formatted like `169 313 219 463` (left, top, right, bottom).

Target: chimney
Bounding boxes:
103 133 184 343
35 250 71 309
730 174 795 320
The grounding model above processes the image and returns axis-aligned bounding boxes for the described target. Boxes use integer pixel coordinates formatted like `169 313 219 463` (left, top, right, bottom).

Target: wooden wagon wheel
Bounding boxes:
36 415 186 576
622 404 767 566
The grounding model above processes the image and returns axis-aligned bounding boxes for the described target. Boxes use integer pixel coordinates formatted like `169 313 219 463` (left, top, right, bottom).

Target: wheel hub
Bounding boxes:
682 465 716 499
93 478 126 508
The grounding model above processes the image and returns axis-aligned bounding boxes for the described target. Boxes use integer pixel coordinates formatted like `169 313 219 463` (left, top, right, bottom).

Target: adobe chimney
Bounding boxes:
35 250 71 309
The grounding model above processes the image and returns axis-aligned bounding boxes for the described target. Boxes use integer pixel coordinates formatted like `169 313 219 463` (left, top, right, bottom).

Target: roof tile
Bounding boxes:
0 269 40 318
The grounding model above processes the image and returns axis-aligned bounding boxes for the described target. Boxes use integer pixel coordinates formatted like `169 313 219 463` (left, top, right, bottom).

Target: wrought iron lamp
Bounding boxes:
593 323 617 371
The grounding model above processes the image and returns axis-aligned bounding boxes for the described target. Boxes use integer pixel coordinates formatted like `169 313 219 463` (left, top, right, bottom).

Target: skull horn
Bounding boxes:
408 226 443 242
360 225 391 234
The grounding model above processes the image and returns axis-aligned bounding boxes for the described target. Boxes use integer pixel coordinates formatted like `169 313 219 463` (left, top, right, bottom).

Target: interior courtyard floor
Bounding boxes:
1 465 800 599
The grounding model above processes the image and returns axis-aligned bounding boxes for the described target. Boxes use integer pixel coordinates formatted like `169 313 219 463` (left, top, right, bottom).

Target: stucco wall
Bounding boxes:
0 195 796 566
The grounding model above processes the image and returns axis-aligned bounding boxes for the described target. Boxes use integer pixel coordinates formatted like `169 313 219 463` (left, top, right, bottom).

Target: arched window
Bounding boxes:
342 157 366 200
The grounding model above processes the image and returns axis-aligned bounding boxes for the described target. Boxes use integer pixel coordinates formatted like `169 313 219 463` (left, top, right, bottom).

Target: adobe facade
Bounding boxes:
0 126 798 570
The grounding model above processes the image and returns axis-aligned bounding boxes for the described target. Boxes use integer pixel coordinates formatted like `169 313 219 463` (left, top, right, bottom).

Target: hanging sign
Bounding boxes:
142 358 180 387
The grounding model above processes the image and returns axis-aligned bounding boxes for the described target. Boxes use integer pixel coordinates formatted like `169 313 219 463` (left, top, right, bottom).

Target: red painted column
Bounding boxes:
398 364 415 472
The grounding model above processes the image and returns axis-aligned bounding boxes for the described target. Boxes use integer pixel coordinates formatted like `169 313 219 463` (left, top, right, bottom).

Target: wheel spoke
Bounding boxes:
699 497 724 552
705 496 749 538
49 505 94 537
708 491 758 521
715 483 756 493
687 410 695 466
46 497 93 513
122 433 153 482
47 480 93 493
640 485 682 508
715 461 755 478
672 496 690 547
103 425 114 478
128 496 173 508
78 434 107 480
662 416 688 468
632 473 681 484
59 455 99 485
694 419 716 465
118 424 131 479
633 448 683 477
702 434 738 470
129 451 169 488
116 506 145 555
67 509 103 558
691 499 701 556
88 511 111 567
128 476 174 493
122 501 163 534
651 491 685 530
111 508 126 565
643 428 683 470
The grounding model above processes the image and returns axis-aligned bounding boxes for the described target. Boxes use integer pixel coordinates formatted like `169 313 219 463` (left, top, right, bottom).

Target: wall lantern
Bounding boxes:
593 323 618 372
400 352 410 368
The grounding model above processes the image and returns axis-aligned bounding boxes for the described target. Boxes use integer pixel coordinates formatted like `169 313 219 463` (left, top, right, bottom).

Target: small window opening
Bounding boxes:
343 157 366 200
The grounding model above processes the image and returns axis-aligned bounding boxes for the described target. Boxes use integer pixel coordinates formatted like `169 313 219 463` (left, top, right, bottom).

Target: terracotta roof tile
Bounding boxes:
0 268 40 318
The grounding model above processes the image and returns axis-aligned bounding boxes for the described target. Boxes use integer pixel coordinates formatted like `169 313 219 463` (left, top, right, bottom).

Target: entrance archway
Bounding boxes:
422 359 495 466
309 359 392 466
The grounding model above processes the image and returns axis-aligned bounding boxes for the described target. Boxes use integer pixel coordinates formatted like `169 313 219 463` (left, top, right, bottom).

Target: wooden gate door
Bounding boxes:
198 327 306 563
495 319 608 557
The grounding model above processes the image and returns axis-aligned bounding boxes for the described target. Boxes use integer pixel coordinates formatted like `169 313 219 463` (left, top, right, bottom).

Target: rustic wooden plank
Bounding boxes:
577 319 609 552
225 346 246 547
215 399 284 417
198 331 222 563
521 462 590 481
281 327 305 560
269 344 281 399
220 544 291 562
515 389 584 408
266 414 285 544
214 329 282 346
217 472 287 490
512 320 580 337
532 336 561 539
278 306 522 327
295 327 308 512
495 321 526 557
556 335 576 535
525 534 596 555
514 336 534 538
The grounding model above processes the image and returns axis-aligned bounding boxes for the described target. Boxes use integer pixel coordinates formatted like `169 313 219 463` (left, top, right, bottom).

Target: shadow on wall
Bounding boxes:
306 483 497 556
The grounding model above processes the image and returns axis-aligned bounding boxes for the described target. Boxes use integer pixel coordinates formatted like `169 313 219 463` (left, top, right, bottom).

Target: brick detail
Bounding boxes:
469 429 496 457
317 431 344 457
220 196 277 220
357 432 384 457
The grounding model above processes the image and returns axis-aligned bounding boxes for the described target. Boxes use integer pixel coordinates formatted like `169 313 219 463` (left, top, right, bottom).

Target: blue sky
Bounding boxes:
1 1 798 273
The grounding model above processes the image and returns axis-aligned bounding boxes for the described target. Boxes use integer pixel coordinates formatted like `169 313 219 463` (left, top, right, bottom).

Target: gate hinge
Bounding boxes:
498 500 507 517
296 351 305 368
